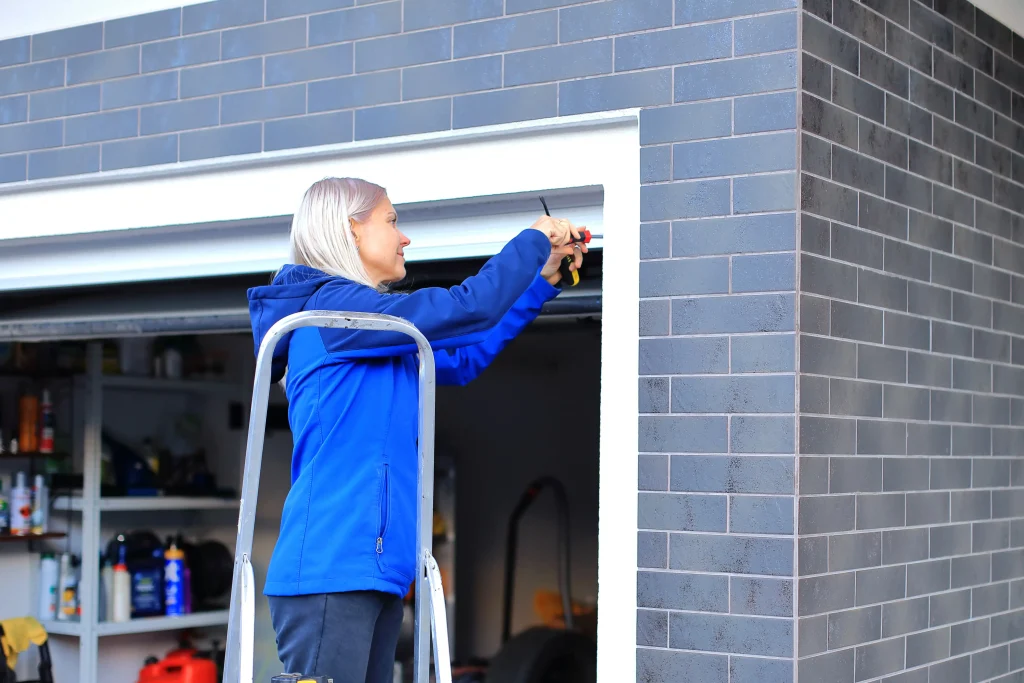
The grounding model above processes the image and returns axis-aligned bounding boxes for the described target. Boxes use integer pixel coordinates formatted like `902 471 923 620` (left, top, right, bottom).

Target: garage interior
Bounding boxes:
0 193 604 683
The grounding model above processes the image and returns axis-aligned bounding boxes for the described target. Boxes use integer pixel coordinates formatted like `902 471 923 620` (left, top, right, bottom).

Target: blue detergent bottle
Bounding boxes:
164 540 186 616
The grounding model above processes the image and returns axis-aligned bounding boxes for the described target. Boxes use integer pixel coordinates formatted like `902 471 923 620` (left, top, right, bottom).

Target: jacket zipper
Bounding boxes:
376 464 390 556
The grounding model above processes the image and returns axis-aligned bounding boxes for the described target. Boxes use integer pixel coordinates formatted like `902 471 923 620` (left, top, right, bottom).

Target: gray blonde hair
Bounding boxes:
289 177 388 291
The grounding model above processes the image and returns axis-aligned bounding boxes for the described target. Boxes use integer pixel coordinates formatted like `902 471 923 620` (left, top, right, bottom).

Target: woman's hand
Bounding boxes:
529 215 581 246
541 241 588 286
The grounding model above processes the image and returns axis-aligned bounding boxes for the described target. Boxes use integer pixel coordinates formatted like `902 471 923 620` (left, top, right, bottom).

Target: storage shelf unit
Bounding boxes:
0 532 67 543
53 496 239 512
41 620 83 637
0 451 70 460
14 345 252 683
95 610 231 637
42 610 231 638
100 374 243 396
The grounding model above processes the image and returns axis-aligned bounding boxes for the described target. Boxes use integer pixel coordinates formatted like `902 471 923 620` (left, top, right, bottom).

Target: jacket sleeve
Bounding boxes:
434 274 560 386
313 229 552 357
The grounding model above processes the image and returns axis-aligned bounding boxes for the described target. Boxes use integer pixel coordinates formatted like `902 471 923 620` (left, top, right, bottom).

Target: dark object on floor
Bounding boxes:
486 628 595 683
488 477 595 683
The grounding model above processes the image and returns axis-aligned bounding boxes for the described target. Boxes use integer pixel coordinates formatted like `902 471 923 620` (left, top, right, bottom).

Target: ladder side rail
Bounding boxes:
221 310 438 683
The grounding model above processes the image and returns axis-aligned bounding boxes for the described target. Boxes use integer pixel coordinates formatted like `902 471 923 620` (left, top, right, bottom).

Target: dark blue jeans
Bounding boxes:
268 591 404 683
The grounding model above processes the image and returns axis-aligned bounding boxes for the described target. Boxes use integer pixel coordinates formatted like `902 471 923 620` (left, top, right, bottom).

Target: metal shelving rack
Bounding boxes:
39 342 248 683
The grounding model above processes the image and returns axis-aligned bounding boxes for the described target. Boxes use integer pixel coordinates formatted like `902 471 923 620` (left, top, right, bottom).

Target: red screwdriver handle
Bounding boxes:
570 228 593 244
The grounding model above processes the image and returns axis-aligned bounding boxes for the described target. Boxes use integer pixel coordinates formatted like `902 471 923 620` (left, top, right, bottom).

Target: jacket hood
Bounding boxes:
247 264 336 383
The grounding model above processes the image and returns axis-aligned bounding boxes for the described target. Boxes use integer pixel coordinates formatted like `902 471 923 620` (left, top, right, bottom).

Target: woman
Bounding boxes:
246 177 587 683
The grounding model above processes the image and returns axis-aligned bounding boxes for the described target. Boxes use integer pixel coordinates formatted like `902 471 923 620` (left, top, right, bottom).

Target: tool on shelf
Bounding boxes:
221 310 449 683
538 197 602 287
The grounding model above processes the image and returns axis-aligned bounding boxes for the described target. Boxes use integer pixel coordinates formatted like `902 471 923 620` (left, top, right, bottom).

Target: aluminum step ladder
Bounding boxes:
221 310 452 683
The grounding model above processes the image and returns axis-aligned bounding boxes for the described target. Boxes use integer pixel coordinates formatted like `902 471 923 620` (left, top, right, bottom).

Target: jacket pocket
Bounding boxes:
375 464 391 559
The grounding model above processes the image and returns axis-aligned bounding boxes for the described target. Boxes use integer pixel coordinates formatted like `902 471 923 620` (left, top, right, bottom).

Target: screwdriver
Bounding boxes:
539 197 603 287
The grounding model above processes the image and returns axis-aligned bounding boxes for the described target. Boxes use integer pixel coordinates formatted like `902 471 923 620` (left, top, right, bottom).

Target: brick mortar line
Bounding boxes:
639 87 801 117
639 452 795 459
614 45 798 76
639 291 798 301
642 251 798 262
659 209 802 222
637 643 793 658
640 527 797 541
642 606 794 621
640 330 798 339
639 567 796 581
645 128 801 148
641 371 797 378
641 169 799 187
640 410 798 417
641 491 798 499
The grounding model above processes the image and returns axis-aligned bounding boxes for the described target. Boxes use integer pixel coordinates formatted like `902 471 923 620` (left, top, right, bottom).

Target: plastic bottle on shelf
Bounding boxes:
39 553 59 621
57 554 79 621
100 555 113 622
10 472 31 536
18 392 38 453
164 541 186 617
38 389 54 454
112 547 131 623
31 474 48 534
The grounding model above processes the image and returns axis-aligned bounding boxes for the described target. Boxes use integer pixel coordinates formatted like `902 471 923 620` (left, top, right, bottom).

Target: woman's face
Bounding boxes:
351 195 411 286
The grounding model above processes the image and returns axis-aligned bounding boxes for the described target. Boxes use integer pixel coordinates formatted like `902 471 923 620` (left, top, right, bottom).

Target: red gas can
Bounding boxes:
136 648 217 683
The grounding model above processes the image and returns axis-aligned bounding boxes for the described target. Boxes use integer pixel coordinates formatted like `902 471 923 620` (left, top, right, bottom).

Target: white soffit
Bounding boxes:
969 0 1024 39
0 115 623 292
0 0 208 42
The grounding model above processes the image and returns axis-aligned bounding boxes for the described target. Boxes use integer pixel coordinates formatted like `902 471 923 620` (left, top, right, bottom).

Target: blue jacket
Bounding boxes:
247 229 559 597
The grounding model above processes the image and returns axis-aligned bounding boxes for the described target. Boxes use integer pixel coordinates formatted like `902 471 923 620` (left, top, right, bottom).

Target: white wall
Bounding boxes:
0 0 207 42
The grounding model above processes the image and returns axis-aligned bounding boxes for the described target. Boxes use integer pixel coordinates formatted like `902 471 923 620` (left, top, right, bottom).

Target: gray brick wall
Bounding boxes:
798 0 1024 681
0 1 802 681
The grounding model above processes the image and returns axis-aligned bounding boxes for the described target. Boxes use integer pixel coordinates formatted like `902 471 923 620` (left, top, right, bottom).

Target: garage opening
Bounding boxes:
0 112 641 683
0 231 603 683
